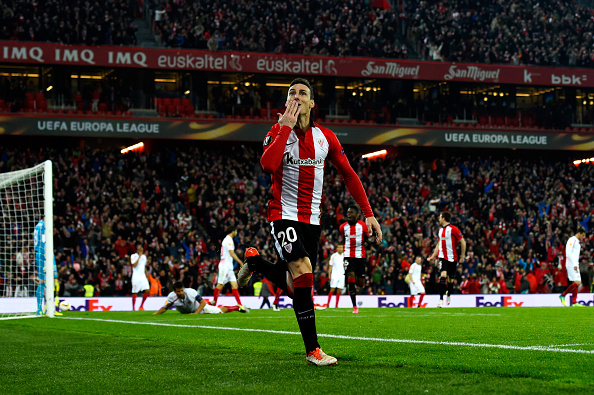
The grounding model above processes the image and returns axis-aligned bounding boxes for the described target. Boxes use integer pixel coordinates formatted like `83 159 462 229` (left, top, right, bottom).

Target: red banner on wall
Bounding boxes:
1 41 592 87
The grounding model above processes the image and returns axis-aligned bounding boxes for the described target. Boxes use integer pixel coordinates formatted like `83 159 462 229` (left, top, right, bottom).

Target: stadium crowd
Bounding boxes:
1 139 593 300
0 0 138 45
406 0 594 67
3 0 594 68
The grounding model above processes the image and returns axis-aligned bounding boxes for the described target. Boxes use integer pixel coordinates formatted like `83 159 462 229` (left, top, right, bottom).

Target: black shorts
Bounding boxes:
344 257 367 278
439 258 458 278
270 220 320 267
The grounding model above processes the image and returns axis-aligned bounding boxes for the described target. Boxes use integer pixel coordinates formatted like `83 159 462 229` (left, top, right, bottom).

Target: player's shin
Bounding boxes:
213 288 220 305
419 293 425 307
347 277 357 307
439 277 447 300
140 292 148 308
35 282 45 314
293 273 320 353
231 289 242 305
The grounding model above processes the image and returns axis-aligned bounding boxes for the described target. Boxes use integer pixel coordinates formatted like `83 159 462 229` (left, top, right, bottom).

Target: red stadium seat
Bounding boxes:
166 104 176 116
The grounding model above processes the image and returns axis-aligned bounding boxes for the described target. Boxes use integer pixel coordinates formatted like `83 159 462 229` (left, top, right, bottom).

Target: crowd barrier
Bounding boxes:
2 294 593 313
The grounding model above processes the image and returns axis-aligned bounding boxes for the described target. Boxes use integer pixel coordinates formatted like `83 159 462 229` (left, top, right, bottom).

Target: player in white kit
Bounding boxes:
408 256 426 308
153 282 248 315
130 244 150 311
560 227 587 307
214 226 245 307
327 245 345 308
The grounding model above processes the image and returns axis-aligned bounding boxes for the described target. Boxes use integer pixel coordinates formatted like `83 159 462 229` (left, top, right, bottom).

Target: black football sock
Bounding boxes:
293 273 319 354
439 277 447 300
348 280 357 307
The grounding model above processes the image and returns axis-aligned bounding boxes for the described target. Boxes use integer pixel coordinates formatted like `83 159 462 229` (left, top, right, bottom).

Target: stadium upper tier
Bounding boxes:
2 0 593 67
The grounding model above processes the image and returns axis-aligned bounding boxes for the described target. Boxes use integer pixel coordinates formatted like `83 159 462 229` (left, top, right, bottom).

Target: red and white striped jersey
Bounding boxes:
437 224 464 261
261 123 372 225
340 220 369 258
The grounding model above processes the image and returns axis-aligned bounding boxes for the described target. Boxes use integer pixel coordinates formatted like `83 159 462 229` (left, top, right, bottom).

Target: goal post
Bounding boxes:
0 160 54 318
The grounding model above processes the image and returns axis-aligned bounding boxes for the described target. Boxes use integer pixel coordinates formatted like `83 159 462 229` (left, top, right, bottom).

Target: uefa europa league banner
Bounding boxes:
1 114 594 150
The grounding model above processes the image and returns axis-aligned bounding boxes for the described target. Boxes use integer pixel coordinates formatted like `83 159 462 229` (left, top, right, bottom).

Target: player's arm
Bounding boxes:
459 238 467 263
130 254 139 268
429 244 439 261
190 299 207 315
153 301 172 315
328 260 333 279
153 306 167 315
329 145 382 243
260 123 293 173
565 241 575 270
230 249 242 265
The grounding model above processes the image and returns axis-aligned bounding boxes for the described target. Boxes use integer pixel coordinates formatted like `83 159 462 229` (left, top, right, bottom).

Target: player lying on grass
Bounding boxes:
153 281 249 315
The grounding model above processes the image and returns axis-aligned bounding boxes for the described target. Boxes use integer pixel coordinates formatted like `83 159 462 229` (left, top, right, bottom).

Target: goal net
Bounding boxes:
0 161 54 319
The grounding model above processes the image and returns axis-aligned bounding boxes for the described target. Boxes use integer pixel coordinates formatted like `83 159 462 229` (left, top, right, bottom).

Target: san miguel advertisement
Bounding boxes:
2 114 594 150
0 41 593 87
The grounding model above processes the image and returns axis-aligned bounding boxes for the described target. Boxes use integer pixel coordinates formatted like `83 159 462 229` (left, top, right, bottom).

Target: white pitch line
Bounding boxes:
548 343 594 348
61 317 594 355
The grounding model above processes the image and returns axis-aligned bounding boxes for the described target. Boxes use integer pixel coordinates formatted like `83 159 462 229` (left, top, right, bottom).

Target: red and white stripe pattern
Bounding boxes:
340 220 369 258
268 126 332 225
437 224 463 261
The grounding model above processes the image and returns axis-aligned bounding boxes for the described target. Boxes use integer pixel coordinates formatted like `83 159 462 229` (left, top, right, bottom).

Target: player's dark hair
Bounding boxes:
224 225 236 236
289 78 314 100
577 226 587 235
173 281 184 290
348 204 360 213
441 211 452 223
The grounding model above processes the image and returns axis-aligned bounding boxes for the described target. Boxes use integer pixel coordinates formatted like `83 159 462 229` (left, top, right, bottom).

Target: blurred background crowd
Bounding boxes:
2 0 594 67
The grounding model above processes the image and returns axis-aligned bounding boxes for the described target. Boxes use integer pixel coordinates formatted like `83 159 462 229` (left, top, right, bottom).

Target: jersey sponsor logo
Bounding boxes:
263 135 272 146
283 243 293 253
285 154 324 166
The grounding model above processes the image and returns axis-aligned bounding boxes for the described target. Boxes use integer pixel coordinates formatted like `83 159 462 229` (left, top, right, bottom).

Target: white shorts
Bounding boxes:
201 304 223 314
132 275 150 293
409 282 425 295
217 266 237 285
567 268 581 282
330 275 345 290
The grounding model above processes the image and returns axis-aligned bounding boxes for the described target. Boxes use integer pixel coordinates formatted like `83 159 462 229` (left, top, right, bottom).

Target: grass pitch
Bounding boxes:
1 307 593 394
